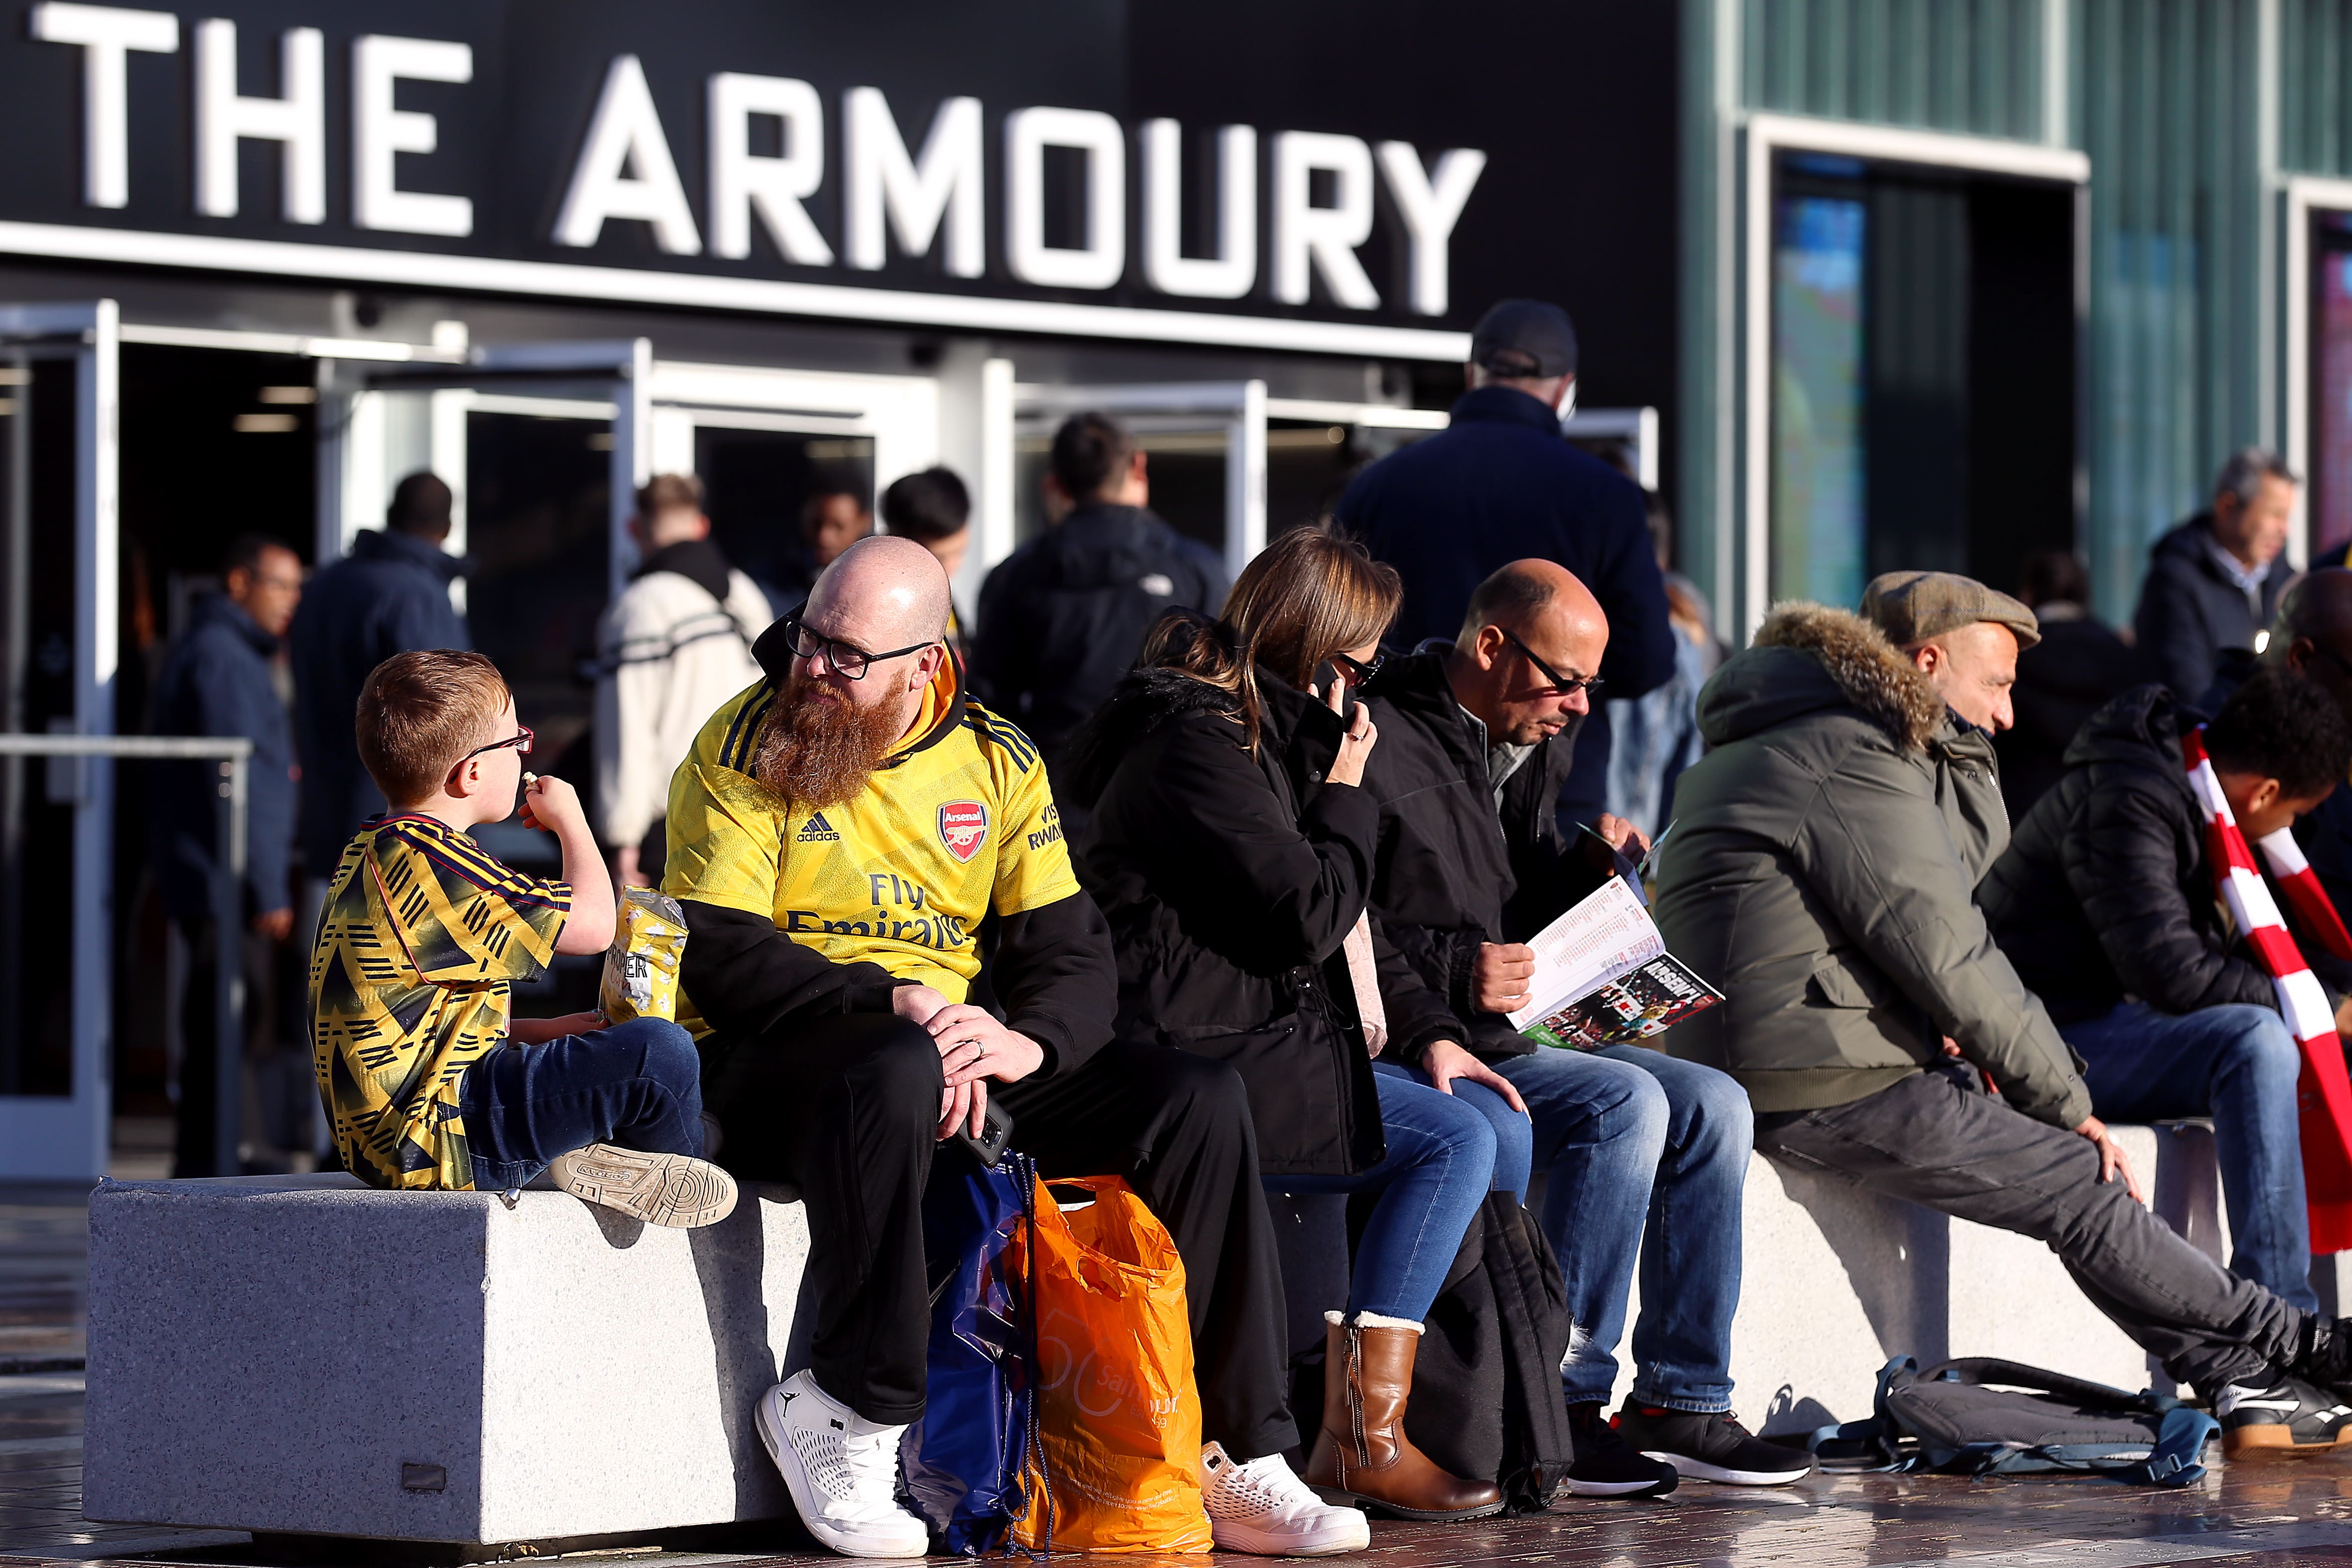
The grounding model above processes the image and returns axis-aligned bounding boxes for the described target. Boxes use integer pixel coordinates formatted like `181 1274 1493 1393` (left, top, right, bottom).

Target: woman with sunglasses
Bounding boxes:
1063 523 1517 1524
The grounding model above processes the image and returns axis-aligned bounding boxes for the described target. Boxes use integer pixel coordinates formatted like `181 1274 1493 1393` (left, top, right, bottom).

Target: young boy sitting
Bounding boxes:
310 649 734 1227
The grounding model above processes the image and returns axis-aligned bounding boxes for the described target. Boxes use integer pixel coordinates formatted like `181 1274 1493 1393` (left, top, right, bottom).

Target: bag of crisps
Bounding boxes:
598 887 688 1023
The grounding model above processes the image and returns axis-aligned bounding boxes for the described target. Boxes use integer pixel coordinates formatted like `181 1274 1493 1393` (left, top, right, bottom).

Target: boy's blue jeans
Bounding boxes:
458 1017 707 1192
2061 999 2317 1312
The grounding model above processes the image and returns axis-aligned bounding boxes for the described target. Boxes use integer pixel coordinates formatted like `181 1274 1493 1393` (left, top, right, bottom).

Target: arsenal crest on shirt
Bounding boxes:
938 800 990 862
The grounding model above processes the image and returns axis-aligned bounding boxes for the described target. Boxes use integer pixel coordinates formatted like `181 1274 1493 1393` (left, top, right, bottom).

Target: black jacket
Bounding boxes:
970 503 1229 771
1980 684 2306 1027
147 594 297 925
1993 607 2142 820
1065 663 1460 1176
289 528 468 875
1335 386 1678 822
1360 648 1600 1058
2131 514 2293 702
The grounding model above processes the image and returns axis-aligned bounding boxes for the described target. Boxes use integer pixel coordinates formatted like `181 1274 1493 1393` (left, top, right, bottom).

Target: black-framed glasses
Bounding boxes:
782 613 936 680
456 725 533 769
1501 628 1604 698
1332 650 1385 686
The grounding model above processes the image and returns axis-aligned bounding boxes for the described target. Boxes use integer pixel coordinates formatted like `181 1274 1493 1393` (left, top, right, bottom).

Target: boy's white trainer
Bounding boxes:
1200 1441 1371 1556
755 1370 929 1558
545 1143 737 1228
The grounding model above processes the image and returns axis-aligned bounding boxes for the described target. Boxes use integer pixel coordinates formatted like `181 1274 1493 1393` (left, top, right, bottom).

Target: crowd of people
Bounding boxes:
145 294 2352 1554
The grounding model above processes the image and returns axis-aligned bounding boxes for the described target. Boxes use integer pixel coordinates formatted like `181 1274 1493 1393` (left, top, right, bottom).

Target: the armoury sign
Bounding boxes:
0 0 1571 357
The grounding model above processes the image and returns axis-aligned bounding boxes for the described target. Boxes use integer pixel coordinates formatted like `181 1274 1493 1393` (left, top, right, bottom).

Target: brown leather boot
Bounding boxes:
1304 1311 1506 1521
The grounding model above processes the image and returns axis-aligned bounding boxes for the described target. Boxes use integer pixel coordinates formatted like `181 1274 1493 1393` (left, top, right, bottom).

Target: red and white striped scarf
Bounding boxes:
2184 725 2352 1251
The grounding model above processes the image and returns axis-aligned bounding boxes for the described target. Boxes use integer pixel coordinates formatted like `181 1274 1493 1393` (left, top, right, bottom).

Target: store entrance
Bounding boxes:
1768 155 2077 608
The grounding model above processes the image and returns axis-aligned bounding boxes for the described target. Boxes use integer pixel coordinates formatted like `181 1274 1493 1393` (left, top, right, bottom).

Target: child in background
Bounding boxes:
310 649 734 1227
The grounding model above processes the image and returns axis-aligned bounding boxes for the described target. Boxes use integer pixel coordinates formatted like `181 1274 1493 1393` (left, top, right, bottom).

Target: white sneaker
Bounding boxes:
1200 1441 1370 1556
547 1143 738 1228
754 1372 929 1558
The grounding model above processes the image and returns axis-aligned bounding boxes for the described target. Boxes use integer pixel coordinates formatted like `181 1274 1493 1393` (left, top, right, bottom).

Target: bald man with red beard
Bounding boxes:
661 537 1367 1559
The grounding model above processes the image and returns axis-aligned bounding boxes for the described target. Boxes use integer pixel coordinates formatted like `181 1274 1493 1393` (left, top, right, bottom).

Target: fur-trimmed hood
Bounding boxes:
1698 601 1948 752
1059 664 1246 808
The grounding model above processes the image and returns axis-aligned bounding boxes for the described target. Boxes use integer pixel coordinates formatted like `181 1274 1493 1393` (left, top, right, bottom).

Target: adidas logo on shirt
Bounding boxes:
796 813 841 843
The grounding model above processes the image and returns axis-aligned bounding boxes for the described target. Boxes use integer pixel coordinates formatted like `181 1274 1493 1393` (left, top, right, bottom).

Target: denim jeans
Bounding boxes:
1480 1045 1751 1413
457 1017 707 1191
2061 999 2317 1312
1268 1067 1497 1323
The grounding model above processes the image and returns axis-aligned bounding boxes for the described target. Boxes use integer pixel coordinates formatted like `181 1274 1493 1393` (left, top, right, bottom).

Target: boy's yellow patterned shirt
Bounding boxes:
309 814 571 1190
663 659 1074 1023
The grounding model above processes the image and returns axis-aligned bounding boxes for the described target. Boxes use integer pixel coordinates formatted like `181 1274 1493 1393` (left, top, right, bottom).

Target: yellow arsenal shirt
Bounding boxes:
663 657 1074 1031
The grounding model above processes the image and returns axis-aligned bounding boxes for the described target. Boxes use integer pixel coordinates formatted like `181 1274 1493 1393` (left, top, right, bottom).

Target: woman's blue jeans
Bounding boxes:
1264 1065 1499 1322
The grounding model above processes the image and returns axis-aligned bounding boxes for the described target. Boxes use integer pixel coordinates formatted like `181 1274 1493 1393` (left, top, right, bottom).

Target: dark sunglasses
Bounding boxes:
456 725 533 771
1332 650 1385 685
782 613 935 681
1501 628 1604 698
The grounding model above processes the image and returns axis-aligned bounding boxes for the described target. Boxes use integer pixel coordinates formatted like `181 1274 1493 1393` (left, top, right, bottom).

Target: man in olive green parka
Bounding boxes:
1654 572 2352 1454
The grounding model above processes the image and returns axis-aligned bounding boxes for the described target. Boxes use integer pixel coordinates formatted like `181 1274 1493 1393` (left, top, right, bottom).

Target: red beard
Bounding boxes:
750 671 906 808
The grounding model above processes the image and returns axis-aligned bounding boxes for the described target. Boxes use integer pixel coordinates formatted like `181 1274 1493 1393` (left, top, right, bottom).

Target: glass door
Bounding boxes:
0 302 118 1180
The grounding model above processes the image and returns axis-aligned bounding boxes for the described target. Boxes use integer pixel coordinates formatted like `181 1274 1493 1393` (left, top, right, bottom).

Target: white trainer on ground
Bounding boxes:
546 1144 738 1228
755 1370 929 1558
1200 1441 1372 1556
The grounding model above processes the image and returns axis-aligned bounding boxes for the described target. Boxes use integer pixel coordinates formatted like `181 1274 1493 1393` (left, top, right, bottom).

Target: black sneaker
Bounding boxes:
1613 1406 1815 1486
2288 1316 2352 1395
2217 1375 2352 1460
1561 1403 1678 1498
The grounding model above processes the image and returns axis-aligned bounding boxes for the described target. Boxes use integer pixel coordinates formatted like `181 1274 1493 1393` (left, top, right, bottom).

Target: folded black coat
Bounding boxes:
1063 663 1459 1177
1980 682 2313 1028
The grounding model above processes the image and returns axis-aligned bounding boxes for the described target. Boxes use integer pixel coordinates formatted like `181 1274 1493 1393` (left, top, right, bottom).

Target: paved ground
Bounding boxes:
15 1181 2352 1566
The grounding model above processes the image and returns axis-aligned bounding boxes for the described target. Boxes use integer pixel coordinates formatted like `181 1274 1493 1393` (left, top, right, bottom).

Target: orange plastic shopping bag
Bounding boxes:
1011 1175 1213 1553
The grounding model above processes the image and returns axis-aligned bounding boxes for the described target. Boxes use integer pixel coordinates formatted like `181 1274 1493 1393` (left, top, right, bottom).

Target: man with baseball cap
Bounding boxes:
1336 299 1676 826
1652 571 2352 1459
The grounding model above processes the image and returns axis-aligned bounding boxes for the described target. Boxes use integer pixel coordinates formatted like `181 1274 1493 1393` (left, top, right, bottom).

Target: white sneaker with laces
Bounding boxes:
754 1370 930 1558
1200 1441 1371 1556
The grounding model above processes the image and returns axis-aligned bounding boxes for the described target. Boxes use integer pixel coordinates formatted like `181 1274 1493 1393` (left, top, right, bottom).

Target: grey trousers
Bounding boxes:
1752 1063 2306 1393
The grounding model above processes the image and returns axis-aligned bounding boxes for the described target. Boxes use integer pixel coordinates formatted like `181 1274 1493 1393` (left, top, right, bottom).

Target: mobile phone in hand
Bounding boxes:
957 1097 1015 1169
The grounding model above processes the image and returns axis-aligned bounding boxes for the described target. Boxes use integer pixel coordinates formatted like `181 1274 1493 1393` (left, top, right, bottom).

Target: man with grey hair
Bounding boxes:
2134 446 2300 700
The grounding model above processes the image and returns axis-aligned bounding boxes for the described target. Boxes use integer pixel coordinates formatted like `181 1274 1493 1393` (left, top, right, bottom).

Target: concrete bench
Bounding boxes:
81 1174 808 1547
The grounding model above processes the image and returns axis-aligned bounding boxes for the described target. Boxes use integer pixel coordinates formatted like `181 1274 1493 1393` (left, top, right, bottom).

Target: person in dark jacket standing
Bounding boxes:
1361 559 1800 1492
1656 573 2352 1457
2133 447 2299 701
289 471 466 914
149 533 302 1176
1335 300 1676 824
974 411 1228 778
1067 524 1512 1525
1995 548 2141 818
1982 672 2352 1310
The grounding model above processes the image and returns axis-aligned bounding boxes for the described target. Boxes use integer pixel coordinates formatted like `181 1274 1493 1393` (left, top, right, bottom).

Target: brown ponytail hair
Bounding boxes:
1140 522 1401 753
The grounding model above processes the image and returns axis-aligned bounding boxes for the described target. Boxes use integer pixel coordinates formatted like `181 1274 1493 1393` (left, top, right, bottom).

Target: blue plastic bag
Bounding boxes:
900 1149 1039 1554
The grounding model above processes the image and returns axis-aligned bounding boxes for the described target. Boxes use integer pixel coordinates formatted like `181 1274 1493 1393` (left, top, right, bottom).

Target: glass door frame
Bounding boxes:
1739 114 2089 643
2283 176 2352 569
0 300 117 1180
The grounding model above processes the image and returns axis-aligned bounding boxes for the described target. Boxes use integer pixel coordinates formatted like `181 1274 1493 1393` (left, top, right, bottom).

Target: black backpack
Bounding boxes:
1807 1357 2219 1488
1400 1193 1577 1512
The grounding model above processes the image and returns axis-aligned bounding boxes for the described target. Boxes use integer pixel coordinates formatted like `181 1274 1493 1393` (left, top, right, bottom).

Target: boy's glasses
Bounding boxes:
782 613 936 680
1500 628 1604 699
456 726 534 769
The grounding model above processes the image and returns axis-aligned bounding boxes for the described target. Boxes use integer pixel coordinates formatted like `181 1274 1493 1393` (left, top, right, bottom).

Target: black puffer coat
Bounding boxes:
1064 664 1461 1176
1980 683 2304 1027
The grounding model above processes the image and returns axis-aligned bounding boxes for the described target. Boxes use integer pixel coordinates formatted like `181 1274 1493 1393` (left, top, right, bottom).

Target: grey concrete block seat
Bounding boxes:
81 1174 810 1546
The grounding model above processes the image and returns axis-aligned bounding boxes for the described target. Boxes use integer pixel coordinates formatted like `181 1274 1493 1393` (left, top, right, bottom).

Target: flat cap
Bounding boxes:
1861 570 2041 650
